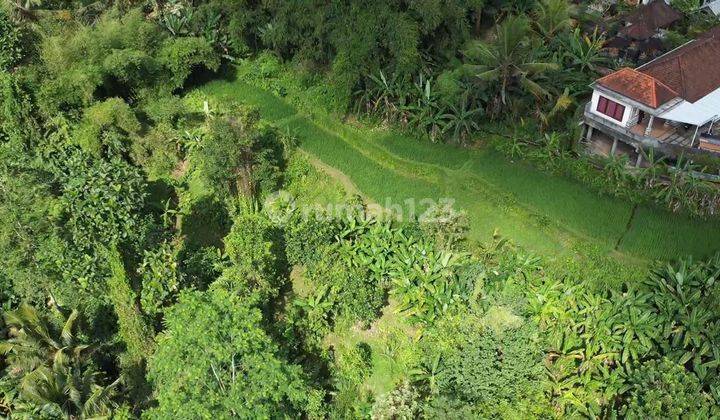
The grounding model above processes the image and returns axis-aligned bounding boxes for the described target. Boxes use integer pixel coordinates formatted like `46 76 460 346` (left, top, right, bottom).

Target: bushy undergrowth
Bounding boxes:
275 195 720 417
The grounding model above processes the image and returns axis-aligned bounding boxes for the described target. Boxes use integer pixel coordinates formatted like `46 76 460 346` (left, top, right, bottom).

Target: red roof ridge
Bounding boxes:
651 69 679 98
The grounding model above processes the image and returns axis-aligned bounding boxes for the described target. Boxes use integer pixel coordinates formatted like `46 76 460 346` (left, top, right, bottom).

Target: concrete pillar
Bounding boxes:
691 125 700 147
644 115 655 136
636 152 643 167
610 137 619 156
585 125 594 142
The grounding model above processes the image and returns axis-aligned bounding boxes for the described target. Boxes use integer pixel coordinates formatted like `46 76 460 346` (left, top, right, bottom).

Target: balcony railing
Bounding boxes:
583 102 706 158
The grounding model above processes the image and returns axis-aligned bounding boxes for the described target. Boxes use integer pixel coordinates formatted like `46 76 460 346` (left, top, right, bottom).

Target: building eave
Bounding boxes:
590 83 681 114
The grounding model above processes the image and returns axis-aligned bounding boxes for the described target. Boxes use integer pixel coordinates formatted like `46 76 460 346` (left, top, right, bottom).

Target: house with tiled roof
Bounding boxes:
621 0 682 41
582 27 720 162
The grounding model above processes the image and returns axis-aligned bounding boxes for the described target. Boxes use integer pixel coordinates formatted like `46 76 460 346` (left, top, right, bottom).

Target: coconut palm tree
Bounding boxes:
463 15 559 115
0 303 119 418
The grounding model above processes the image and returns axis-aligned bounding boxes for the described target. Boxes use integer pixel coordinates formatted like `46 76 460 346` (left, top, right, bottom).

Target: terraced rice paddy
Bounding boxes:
196 77 720 264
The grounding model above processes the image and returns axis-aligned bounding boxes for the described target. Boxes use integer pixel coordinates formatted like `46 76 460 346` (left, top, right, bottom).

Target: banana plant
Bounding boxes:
409 353 443 396
442 96 480 145
646 256 720 384
389 241 471 324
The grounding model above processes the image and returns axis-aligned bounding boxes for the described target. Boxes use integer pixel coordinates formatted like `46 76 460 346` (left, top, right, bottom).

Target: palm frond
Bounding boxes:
519 76 550 98
475 68 502 82
519 62 560 74
60 309 79 345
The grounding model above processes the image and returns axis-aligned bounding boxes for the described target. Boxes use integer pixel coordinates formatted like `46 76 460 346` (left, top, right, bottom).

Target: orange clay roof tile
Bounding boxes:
596 67 679 108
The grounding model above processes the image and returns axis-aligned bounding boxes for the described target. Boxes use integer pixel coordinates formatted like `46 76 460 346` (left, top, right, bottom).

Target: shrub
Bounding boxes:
138 241 183 315
0 10 22 70
390 240 472 325
130 123 181 179
427 309 548 417
645 255 720 384
199 107 287 199
214 209 287 304
147 288 314 418
307 250 385 325
74 97 141 157
0 72 41 146
283 210 340 266
621 358 719 418
419 202 469 250
141 94 187 126
328 340 374 417
371 381 421 420
37 10 163 114
57 152 147 247
157 36 220 90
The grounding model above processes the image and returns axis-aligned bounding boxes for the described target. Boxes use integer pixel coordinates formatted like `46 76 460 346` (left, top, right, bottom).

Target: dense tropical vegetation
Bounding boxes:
1 0 720 418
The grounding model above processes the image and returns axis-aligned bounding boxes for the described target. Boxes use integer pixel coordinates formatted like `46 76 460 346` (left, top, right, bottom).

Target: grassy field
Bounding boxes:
194 76 720 264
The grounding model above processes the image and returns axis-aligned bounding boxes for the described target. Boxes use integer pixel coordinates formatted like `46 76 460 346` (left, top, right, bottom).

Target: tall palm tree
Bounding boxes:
0 303 118 418
463 15 559 114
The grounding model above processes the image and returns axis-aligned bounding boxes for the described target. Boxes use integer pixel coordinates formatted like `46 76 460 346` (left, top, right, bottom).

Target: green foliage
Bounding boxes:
0 303 119 418
425 310 547 417
141 94 187 126
57 152 147 246
0 143 53 305
492 128 720 218
533 0 574 39
331 217 406 323
390 241 472 325
646 255 720 384
203 65 720 260
36 10 220 116
306 249 384 326
419 202 469 250
327 340 374 418
199 106 287 199
74 98 141 157
283 210 340 266
622 358 719 418
463 15 559 116
138 241 182 316
215 209 286 304
0 71 41 147
247 0 481 107
38 10 161 114
371 381 421 420
0 10 22 70
672 0 703 15
107 247 155 362
157 36 220 90
130 123 181 179
147 288 314 418
3 3 720 418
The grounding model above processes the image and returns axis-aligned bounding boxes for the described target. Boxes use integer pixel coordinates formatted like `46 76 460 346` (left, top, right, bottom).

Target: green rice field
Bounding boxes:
195 77 720 263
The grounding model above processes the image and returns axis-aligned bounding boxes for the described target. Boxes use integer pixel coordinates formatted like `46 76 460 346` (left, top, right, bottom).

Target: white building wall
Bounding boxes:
590 90 637 127
704 0 720 16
